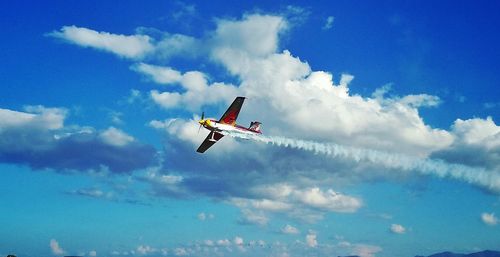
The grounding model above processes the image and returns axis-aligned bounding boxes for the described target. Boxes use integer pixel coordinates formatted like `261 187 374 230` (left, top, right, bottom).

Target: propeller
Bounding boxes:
198 111 205 134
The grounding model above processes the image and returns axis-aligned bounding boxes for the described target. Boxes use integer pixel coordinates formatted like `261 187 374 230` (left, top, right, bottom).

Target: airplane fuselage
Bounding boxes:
199 119 261 135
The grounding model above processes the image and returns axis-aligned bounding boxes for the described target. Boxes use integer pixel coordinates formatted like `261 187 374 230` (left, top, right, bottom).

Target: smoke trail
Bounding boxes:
228 133 500 193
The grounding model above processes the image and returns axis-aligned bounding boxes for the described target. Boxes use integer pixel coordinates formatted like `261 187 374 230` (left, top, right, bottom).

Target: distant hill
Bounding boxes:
339 250 500 257
416 250 500 257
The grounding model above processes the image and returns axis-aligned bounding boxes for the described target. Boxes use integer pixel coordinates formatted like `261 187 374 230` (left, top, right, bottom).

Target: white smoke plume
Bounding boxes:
227 132 500 193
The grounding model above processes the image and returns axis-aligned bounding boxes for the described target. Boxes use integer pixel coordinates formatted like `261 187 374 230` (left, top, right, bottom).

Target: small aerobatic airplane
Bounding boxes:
196 96 262 153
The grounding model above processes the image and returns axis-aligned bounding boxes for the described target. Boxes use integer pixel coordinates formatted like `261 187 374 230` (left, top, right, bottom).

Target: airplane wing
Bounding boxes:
196 131 224 153
219 97 245 126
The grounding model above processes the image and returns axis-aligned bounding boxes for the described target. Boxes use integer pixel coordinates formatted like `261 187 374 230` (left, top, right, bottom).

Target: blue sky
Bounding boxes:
1 1 499 257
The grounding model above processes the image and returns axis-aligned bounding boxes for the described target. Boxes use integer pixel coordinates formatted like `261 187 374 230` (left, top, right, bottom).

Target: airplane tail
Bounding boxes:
248 121 262 133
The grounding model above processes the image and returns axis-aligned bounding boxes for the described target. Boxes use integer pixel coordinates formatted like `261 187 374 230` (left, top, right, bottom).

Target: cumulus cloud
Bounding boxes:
281 224 300 234
294 187 362 213
89 250 97 256
132 63 239 111
481 212 498 226
49 239 65 255
306 232 318 247
226 186 361 224
174 248 188 256
0 106 156 173
390 224 406 234
212 14 286 60
137 245 158 255
0 105 66 130
99 127 135 146
132 63 183 84
431 117 500 170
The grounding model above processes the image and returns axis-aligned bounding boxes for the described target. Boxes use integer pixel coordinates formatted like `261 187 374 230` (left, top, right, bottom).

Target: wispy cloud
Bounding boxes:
49 25 200 60
49 26 154 59
323 16 335 30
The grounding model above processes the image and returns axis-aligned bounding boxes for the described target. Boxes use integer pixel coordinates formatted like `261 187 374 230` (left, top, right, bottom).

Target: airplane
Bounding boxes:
196 96 262 153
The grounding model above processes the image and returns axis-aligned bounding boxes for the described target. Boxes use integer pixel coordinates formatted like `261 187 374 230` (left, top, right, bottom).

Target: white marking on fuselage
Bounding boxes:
203 119 259 135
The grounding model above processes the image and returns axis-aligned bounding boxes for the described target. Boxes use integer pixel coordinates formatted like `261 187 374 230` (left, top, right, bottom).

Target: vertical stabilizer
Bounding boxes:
249 121 262 133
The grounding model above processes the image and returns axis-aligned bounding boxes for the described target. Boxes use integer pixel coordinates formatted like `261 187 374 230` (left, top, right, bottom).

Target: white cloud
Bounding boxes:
251 183 293 199
212 14 286 59
72 188 111 199
137 245 156 255
50 25 201 60
99 127 135 146
234 236 245 252
132 63 183 84
132 64 239 111
49 239 65 255
234 236 244 245
294 187 362 213
281 224 300 234
89 250 97 257
481 212 498 226
50 26 154 59
398 94 441 108
250 199 293 212
137 169 186 197
305 232 317 247
352 244 382 257
153 33 200 60
323 16 335 30
451 117 499 146
143 171 183 185
431 116 499 170
197 212 214 221
216 239 231 246
0 106 155 174
174 248 188 256
0 106 66 130
150 90 182 109
390 224 406 234
239 209 269 226
227 186 361 224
